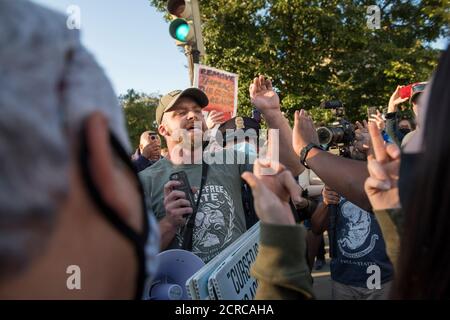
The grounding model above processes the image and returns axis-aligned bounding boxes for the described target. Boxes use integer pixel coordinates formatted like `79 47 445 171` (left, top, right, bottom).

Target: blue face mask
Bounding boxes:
234 142 257 157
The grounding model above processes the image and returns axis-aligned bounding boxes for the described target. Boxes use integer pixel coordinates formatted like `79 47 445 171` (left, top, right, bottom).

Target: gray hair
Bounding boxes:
0 0 130 280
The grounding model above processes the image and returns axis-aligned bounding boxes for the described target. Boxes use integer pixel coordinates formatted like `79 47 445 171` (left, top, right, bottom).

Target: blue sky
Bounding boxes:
32 0 190 96
32 0 448 98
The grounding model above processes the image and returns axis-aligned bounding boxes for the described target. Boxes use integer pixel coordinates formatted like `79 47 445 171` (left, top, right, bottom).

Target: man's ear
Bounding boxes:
158 123 169 138
83 112 130 221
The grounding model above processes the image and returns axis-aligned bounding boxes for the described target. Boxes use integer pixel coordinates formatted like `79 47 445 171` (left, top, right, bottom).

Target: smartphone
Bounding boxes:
169 171 196 217
367 106 378 119
399 85 412 99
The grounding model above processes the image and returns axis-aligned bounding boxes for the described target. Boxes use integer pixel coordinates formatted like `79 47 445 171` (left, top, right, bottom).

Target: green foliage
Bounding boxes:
120 89 161 149
150 0 448 123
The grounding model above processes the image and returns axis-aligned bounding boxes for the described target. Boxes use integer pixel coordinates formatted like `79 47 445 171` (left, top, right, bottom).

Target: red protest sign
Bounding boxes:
193 64 238 121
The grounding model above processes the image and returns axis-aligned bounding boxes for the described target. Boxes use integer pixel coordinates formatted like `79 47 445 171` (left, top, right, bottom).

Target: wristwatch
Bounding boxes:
299 143 322 169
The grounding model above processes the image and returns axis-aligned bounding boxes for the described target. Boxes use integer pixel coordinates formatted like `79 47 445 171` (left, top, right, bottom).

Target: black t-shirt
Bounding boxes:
330 199 394 287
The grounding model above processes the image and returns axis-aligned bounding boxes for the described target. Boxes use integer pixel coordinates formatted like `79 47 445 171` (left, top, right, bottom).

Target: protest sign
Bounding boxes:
185 222 259 300
208 228 259 300
193 64 238 121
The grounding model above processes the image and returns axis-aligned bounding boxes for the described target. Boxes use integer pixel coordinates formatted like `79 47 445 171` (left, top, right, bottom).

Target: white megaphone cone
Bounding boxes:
148 249 205 300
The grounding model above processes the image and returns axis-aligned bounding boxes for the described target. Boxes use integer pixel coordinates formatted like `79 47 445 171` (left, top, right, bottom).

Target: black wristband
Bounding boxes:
385 112 397 119
300 143 322 169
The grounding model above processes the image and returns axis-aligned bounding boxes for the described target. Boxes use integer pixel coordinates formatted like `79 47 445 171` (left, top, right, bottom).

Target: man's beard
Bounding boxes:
185 129 204 149
172 127 204 150
169 128 204 164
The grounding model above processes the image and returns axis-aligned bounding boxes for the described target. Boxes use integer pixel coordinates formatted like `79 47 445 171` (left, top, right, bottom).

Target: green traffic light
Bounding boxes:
175 22 190 41
169 18 192 43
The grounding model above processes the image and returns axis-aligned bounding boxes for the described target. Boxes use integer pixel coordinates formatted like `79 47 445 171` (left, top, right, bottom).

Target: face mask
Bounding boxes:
398 152 423 208
399 128 411 136
234 142 257 157
79 124 160 300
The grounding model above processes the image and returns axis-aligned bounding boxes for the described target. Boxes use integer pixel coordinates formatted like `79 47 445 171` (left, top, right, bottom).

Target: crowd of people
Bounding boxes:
0 0 449 300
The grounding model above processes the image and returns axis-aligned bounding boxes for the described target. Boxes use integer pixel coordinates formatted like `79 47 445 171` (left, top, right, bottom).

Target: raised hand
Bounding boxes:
369 110 386 131
364 122 401 210
249 75 280 114
206 110 225 129
388 86 409 113
355 120 370 151
292 109 320 155
142 143 161 161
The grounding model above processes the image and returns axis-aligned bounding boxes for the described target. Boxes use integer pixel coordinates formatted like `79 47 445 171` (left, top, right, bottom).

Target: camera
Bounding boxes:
316 100 355 158
148 132 158 141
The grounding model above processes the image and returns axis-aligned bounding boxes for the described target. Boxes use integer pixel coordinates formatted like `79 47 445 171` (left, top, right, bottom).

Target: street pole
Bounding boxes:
186 0 204 86
167 0 205 86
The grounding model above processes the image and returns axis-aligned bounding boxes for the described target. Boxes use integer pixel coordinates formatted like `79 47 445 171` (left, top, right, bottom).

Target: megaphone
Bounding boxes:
148 249 204 300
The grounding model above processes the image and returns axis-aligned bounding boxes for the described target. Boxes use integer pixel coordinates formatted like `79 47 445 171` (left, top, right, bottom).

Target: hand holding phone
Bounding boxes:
169 171 196 217
367 106 378 119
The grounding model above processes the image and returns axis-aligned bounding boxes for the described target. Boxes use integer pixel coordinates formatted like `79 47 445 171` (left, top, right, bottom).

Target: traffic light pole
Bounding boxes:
184 45 201 86
186 0 203 86
167 0 205 86
190 0 205 57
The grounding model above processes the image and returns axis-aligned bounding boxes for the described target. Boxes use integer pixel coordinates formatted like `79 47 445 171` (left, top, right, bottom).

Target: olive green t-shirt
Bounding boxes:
139 150 252 263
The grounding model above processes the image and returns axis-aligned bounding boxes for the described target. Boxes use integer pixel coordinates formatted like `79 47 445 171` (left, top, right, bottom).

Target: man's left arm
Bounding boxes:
250 75 304 176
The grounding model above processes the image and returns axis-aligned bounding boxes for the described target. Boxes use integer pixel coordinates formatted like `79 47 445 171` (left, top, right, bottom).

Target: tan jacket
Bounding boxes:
251 223 314 299
373 208 403 269
251 209 403 299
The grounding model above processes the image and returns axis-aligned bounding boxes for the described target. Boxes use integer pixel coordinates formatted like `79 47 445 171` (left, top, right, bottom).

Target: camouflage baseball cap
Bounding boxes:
156 88 209 125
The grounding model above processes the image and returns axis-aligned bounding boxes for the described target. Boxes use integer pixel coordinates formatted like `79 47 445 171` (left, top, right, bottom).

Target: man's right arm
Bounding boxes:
159 180 193 250
158 217 178 250
139 175 190 250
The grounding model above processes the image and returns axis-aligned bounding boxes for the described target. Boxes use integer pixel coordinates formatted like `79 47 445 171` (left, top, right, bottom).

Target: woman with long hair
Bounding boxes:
365 45 450 299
